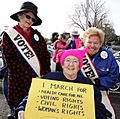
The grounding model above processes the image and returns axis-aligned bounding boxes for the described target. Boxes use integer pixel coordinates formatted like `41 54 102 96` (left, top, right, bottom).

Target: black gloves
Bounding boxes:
105 109 112 118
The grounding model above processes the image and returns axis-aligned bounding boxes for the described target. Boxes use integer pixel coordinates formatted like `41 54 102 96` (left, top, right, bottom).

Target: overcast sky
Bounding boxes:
0 0 120 38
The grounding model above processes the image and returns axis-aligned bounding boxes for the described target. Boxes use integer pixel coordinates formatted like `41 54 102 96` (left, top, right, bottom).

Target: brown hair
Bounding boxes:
60 33 66 39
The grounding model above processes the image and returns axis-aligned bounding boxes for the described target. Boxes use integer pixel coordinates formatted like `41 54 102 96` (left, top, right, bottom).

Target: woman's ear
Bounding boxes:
61 65 64 69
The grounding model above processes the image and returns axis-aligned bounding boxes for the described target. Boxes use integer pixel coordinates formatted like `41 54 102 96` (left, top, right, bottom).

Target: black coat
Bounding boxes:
2 25 51 108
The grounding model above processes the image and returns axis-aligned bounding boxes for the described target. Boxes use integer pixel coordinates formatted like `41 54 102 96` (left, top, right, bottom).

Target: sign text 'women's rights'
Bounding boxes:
25 78 95 119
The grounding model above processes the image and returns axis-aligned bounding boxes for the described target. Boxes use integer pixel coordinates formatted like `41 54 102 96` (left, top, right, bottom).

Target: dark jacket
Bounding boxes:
2 25 51 108
16 72 108 119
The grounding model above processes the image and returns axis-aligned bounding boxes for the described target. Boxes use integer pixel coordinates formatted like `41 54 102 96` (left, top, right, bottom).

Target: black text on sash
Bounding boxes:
14 34 35 60
82 55 96 79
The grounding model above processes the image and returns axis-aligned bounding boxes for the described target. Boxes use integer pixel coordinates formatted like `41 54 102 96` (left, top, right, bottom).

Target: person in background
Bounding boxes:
1 1 50 119
52 33 70 71
16 48 111 119
51 32 59 43
0 31 9 102
67 31 82 49
80 27 119 119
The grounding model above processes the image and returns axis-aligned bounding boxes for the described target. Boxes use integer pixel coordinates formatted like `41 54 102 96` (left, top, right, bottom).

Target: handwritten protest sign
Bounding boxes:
24 78 95 119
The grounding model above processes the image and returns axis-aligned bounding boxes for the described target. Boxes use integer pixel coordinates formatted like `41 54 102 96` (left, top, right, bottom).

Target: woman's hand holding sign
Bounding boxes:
18 111 24 119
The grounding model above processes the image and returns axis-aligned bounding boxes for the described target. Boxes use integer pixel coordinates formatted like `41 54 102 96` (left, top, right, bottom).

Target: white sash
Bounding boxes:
7 28 41 77
81 53 98 81
101 91 115 119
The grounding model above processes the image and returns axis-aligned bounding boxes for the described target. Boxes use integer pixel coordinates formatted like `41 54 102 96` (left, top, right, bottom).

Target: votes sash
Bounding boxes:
7 28 41 77
81 53 98 81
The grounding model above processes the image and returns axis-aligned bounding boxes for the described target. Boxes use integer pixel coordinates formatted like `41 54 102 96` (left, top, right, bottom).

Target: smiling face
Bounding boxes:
84 35 102 56
62 56 80 80
18 12 35 31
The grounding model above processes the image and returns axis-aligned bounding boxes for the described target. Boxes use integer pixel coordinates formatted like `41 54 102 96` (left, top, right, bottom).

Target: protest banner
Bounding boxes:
24 78 95 119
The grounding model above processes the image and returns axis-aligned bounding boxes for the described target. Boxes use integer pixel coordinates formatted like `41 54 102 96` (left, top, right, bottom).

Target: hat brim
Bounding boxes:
72 34 80 36
10 9 42 26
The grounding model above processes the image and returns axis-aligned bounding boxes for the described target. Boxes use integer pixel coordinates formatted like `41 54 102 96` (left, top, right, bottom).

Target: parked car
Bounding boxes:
107 45 120 52
0 50 4 68
47 45 54 57
109 82 120 93
47 45 56 72
108 47 120 93
113 51 120 62
0 49 6 79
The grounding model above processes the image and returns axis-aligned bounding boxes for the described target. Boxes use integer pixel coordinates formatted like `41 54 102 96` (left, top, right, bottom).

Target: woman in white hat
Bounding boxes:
67 31 82 49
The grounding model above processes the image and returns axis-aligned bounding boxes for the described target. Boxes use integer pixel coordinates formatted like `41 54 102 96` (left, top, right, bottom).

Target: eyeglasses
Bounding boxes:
24 14 35 23
64 59 79 64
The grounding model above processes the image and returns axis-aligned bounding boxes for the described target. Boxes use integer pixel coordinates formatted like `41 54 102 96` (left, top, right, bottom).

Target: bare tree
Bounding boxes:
69 0 109 31
102 24 116 45
69 0 116 46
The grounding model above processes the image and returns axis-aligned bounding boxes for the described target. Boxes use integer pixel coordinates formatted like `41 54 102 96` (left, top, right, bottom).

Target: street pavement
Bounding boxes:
0 80 9 119
0 93 9 119
109 92 120 119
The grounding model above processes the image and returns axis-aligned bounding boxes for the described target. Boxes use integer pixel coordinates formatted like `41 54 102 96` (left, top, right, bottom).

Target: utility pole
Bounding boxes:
86 0 89 30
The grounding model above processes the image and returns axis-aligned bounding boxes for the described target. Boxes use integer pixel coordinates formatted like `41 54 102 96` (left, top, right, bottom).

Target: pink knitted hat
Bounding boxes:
58 48 87 69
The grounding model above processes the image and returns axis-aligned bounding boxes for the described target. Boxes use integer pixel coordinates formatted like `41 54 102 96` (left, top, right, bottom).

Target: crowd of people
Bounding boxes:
0 1 119 119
